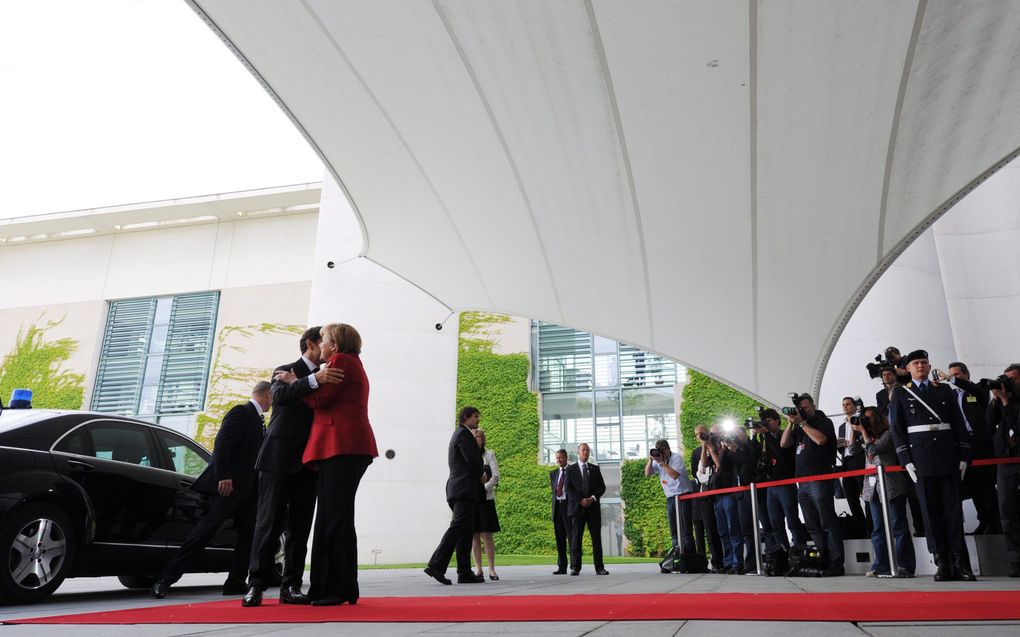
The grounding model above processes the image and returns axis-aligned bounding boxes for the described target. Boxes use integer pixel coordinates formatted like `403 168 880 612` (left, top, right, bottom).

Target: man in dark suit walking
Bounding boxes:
550 448 570 574
567 442 608 575
242 326 344 607
890 349 975 582
152 382 271 598
424 406 486 585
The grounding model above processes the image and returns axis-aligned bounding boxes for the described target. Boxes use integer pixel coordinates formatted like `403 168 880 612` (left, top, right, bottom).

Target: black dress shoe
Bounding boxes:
280 586 311 605
311 598 344 606
222 580 249 596
951 553 977 582
595 568 610 576
934 553 954 582
967 524 986 535
150 580 170 599
552 569 567 575
569 570 580 576
456 573 485 584
424 567 452 585
241 587 263 607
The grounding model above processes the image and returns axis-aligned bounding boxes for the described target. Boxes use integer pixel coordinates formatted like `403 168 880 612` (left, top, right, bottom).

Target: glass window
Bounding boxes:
54 426 90 456
92 292 219 419
88 422 155 467
534 321 683 465
156 430 209 477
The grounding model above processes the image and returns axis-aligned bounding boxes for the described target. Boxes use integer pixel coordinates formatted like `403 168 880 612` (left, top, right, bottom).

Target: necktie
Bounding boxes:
555 469 564 497
581 464 590 494
918 382 928 399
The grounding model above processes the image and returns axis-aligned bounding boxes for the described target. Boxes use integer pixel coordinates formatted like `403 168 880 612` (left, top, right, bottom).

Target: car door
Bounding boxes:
153 429 237 551
62 420 177 549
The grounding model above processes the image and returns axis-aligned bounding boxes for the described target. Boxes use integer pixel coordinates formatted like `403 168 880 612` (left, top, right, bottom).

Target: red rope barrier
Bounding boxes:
677 456 1020 501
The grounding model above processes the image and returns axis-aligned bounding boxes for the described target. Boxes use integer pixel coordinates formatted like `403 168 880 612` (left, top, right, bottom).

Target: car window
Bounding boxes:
53 426 91 455
156 430 209 478
88 422 155 467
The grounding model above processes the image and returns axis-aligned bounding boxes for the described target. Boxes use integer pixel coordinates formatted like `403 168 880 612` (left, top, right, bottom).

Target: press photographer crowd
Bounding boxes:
643 347 1020 581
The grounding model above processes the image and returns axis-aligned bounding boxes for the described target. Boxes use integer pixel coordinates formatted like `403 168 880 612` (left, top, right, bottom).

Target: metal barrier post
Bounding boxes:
750 483 764 575
875 465 900 578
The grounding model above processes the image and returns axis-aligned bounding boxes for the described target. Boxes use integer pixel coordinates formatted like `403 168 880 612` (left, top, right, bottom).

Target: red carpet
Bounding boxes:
8 591 1020 624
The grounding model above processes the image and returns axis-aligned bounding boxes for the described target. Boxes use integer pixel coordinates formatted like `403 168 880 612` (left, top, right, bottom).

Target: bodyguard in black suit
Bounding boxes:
890 349 975 581
152 382 271 598
566 443 608 575
425 407 486 585
243 327 344 607
550 449 571 574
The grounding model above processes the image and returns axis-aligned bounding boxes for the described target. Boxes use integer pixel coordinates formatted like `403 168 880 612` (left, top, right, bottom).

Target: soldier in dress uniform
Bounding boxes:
889 349 975 581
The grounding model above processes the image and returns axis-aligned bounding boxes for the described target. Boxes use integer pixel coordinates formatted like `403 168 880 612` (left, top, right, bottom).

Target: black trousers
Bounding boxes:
569 505 604 571
840 454 869 535
695 495 725 569
916 474 965 555
997 464 1020 561
428 498 477 575
553 499 569 570
160 492 256 584
248 468 317 589
666 496 696 553
966 444 1001 531
307 455 371 602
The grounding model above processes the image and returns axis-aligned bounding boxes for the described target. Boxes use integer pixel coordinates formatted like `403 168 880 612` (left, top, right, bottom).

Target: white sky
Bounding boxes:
0 0 324 218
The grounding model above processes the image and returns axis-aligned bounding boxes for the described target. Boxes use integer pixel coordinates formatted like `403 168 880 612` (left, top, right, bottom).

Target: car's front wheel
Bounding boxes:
0 503 77 603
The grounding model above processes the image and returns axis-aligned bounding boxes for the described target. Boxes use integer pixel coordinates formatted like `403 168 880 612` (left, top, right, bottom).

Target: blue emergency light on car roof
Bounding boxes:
9 388 32 409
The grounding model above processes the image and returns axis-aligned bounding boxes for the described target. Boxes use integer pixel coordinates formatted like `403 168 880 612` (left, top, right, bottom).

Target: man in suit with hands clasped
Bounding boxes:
567 442 608 576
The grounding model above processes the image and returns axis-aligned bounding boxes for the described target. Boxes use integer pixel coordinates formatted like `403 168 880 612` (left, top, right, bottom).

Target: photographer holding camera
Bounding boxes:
698 425 744 573
644 440 696 558
756 409 809 550
935 362 1002 535
690 426 726 572
986 364 1020 577
780 393 844 575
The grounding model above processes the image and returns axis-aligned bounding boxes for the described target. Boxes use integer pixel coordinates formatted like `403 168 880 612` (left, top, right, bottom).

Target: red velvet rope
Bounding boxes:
677 456 1020 501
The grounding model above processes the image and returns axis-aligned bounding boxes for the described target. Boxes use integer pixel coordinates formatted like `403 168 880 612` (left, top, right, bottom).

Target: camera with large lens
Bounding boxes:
649 448 662 458
697 431 719 444
866 353 893 379
782 393 806 419
979 374 1015 399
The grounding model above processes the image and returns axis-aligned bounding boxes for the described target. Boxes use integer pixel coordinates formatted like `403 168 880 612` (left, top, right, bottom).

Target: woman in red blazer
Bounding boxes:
301 323 378 606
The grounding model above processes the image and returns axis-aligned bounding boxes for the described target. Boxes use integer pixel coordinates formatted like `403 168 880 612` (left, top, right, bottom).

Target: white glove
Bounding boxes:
960 460 967 480
905 463 918 483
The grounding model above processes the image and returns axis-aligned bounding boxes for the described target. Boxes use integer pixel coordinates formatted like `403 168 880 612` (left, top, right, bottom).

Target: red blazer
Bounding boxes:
302 353 378 464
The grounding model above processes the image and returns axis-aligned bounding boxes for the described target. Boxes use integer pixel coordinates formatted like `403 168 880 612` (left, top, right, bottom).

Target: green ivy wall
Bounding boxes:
0 318 85 410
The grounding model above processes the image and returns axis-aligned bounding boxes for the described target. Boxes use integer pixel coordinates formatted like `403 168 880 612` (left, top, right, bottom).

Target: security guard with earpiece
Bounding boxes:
889 349 975 581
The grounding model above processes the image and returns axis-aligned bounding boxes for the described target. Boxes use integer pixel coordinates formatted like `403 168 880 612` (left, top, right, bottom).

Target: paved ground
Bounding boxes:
2 564 1019 636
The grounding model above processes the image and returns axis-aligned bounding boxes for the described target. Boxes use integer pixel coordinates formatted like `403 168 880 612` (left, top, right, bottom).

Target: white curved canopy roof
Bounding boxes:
190 0 1020 405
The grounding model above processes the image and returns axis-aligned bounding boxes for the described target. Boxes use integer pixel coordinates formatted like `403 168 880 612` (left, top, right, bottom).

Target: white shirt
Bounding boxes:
249 398 265 420
553 466 567 501
302 355 319 389
652 452 692 497
576 461 597 502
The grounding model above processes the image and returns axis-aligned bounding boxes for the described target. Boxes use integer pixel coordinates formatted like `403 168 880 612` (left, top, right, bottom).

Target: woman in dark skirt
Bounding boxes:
471 428 501 580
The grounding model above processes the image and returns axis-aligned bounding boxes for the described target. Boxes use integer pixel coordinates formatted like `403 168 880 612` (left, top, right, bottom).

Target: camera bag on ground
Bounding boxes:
786 545 828 577
659 546 709 574
761 544 789 576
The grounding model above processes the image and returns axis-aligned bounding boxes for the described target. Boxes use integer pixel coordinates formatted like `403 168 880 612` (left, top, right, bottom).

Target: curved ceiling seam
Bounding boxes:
875 0 928 262
748 0 760 395
583 0 656 346
298 0 496 307
184 0 371 255
813 145 1020 397
431 0 566 322
360 256 455 316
